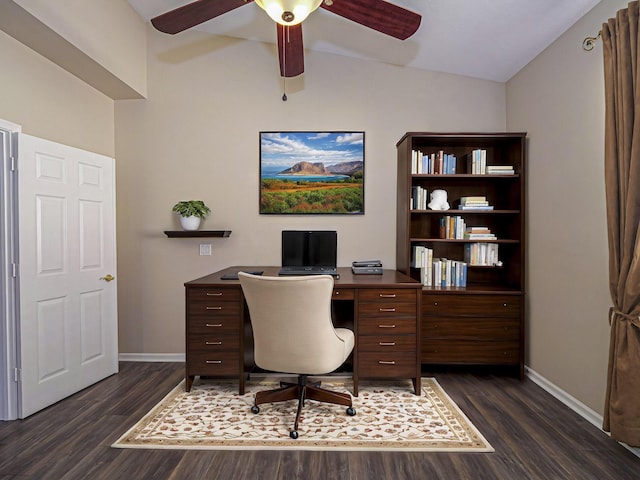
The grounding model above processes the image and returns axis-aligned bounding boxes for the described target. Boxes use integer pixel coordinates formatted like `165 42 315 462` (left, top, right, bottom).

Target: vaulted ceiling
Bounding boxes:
128 0 601 82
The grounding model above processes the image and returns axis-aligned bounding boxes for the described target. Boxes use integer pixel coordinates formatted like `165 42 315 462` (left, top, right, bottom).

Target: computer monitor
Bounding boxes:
281 230 337 268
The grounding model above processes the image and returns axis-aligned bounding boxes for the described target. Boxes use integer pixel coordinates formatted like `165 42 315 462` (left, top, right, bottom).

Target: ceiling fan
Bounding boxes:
150 0 422 78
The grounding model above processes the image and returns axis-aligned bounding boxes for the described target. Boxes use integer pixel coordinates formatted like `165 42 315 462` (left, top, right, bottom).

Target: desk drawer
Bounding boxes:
359 302 416 318
188 334 239 351
188 301 241 317
358 335 416 352
188 351 240 375
422 339 520 364
189 317 239 335
332 288 355 300
358 351 416 377
424 317 520 340
188 287 241 302
358 316 416 335
423 294 520 317
359 289 417 303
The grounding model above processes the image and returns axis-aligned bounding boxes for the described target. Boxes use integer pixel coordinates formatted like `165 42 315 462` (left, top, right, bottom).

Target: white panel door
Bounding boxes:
18 134 117 418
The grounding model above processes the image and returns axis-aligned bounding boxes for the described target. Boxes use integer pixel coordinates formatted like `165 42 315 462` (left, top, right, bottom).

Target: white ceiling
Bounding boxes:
127 0 601 82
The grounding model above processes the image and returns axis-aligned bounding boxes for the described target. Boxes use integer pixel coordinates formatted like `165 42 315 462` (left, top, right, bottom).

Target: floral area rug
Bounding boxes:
112 377 493 452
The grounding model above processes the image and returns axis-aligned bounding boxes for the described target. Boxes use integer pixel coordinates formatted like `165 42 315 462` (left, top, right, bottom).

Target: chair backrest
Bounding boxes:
238 273 349 375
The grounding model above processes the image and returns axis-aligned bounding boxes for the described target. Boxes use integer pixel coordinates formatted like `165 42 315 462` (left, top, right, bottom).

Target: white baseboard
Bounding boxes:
526 366 640 458
118 353 185 363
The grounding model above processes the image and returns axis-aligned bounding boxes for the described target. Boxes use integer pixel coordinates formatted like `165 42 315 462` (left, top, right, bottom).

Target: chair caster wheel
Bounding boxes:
290 430 299 439
346 407 356 416
251 405 260 414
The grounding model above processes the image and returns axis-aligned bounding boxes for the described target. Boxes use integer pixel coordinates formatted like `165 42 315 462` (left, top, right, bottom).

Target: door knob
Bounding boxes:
100 274 115 282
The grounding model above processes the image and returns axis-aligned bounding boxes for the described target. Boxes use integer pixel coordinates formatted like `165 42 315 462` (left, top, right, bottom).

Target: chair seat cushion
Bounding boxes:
335 328 355 362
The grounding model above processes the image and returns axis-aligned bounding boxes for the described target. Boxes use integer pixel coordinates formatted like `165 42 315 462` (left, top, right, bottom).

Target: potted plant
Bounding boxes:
172 200 211 231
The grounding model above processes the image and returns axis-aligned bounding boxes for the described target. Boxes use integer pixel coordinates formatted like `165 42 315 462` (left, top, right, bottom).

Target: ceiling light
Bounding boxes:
255 0 323 26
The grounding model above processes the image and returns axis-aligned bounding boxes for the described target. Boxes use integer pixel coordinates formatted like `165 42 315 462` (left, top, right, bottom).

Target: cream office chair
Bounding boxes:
238 272 356 439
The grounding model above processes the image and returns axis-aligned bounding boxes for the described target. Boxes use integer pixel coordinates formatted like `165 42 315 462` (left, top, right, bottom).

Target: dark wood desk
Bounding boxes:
184 266 422 396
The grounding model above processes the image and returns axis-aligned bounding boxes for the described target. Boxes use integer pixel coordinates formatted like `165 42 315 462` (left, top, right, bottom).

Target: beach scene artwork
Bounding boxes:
260 132 364 214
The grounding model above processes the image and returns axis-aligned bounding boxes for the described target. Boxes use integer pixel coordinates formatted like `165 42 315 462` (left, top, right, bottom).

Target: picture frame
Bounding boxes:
259 131 365 214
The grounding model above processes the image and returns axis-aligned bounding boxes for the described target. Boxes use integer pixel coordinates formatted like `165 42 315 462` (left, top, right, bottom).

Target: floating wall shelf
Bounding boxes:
164 230 232 238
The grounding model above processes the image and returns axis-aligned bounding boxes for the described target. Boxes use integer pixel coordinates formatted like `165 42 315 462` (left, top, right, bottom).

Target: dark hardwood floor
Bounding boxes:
0 362 638 479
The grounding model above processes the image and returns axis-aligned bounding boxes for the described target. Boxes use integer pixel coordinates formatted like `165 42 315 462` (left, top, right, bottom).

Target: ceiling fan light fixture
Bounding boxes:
255 0 323 26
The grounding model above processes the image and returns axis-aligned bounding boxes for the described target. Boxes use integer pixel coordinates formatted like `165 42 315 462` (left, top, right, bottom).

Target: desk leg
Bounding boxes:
413 376 421 396
353 371 358 397
186 375 194 392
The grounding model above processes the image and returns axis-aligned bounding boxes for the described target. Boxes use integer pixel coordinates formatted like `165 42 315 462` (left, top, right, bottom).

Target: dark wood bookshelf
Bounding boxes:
396 132 526 379
164 230 232 238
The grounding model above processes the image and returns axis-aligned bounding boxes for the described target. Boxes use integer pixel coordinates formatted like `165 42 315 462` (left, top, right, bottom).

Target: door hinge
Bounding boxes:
13 368 21 382
10 155 16 172
11 263 18 278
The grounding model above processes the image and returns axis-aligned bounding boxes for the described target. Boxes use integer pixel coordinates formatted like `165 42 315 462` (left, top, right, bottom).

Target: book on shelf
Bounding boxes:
458 196 492 209
352 259 382 267
411 149 457 175
459 205 494 210
464 226 496 240
466 149 486 174
460 196 487 203
440 215 466 239
411 185 428 210
486 165 514 175
414 247 465 287
464 242 499 266
352 266 383 275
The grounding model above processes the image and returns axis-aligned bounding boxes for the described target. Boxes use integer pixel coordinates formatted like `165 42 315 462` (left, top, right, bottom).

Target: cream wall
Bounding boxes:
12 0 147 98
507 0 628 414
114 28 506 353
0 30 114 156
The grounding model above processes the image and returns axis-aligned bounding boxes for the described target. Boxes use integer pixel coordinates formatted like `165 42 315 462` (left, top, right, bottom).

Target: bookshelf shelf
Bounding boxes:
396 132 526 379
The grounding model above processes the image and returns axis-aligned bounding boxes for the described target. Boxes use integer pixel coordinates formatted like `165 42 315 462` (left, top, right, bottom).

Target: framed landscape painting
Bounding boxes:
259 131 365 214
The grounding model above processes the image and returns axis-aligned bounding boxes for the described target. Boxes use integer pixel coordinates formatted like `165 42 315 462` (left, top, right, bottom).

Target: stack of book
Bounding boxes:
458 196 494 211
486 165 514 175
352 260 383 275
463 226 496 240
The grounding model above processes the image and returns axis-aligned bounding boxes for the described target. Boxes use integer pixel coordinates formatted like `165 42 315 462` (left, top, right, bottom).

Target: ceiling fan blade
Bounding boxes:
151 0 253 34
277 24 304 77
321 0 421 40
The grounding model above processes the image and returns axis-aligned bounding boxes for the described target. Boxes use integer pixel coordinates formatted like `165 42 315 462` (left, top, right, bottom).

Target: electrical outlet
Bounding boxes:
199 244 212 256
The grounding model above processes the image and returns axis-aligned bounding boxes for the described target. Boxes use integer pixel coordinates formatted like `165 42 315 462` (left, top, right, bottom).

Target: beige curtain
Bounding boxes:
602 1 640 448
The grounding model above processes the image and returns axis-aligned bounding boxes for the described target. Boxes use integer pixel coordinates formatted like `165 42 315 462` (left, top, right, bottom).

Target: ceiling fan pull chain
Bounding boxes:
282 25 288 101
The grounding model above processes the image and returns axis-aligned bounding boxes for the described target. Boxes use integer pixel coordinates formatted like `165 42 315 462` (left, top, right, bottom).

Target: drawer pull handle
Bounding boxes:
379 308 396 312
379 342 396 346
378 360 396 365
206 306 223 310
503 303 508 307
205 341 222 345
378 324 396 328
206 292 223 296
379 294 397 298
206 360 222 364
205 323 223 327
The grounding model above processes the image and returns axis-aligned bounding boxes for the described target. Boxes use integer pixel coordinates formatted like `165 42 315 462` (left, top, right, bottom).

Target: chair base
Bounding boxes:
252 375 355 438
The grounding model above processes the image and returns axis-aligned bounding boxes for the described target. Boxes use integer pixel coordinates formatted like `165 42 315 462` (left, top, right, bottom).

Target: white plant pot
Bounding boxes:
180 215 201 231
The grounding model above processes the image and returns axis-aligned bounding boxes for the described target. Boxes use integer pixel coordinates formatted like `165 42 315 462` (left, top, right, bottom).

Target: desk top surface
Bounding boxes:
185 266 421 289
